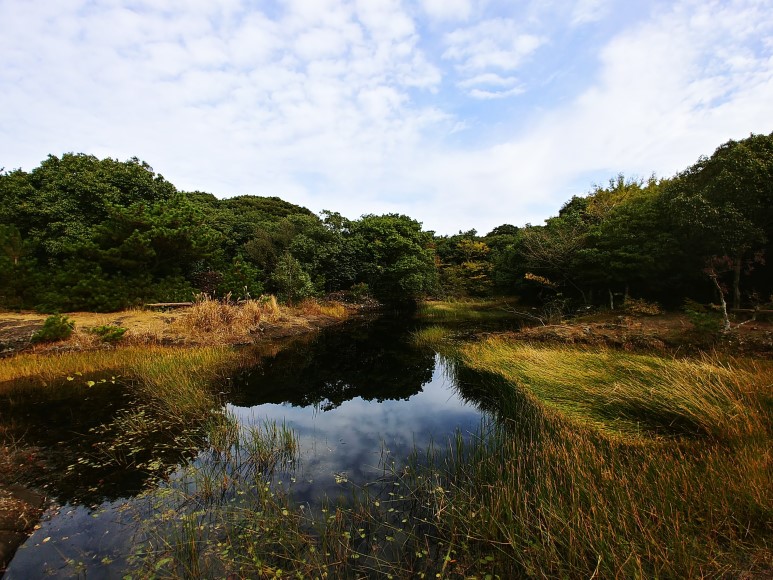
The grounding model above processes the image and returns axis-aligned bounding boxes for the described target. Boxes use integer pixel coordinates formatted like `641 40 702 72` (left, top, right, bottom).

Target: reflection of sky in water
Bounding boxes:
5 500 140 580
6 330 489 577
227 355 486 504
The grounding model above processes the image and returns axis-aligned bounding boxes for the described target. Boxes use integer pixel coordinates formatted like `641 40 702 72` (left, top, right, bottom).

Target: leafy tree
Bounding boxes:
663 132 773 308
435 231 493 297
270 252 315 303
349 214 438 305
519 214 590 303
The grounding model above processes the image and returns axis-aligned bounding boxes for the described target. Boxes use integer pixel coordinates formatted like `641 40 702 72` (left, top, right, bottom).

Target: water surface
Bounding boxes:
4 318 491 578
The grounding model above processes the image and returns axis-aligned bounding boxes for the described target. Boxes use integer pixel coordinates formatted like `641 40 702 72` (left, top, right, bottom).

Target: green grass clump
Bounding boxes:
410 325 452 349
87 324 128 343
30 314 75 343
417 299 516 321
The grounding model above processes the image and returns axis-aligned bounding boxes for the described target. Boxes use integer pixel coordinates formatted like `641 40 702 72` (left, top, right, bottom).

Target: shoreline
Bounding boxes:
0 298 375 358
0 298 374 573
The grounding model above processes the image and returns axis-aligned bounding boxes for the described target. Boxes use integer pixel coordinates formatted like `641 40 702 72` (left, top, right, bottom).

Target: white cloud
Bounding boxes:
0 0 771 237
570 0 610 26
420 0 472 22
457 72 523 98
468 86 525 99
443 19 545 72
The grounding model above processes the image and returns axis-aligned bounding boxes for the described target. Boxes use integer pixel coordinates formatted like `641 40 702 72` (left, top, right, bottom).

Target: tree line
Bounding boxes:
1 132 771 313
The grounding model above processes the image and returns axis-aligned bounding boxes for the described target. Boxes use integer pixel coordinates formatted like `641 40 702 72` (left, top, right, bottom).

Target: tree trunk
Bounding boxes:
608 288 614 310
709 274 731 333
733 252 742 310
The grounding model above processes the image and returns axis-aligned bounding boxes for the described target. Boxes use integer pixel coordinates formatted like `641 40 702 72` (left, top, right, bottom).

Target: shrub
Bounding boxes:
31 314 75 343
684 299 722 335
623 297 662 316
88 325 128 344
350 282 371 302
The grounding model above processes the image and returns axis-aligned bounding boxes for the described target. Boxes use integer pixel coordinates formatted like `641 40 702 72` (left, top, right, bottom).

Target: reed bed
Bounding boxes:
460 339 768 440
428 339 773 578
131 336 771 578
417 298 517 321
173 295 280 338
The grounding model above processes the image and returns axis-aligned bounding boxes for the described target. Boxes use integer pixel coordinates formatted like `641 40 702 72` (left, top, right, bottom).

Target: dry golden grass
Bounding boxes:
173 295 284 340
0 295 351 353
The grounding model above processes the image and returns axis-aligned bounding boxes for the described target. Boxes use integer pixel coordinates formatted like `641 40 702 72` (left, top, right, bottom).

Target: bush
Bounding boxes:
31 314 75 343
623 297 662 316
88 324 128 344
684 299 722 335
350 282 371 302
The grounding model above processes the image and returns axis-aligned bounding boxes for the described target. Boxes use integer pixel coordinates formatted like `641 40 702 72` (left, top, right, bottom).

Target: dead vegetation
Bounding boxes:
0 295 356 355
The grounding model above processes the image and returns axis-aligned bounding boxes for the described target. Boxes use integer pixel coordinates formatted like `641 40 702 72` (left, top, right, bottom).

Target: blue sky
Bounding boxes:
1 0 771 234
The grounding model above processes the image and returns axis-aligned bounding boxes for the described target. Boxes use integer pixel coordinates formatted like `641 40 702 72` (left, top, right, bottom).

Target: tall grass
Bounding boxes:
410 324 452 349
1 345 243 481
427 339 773 578
130 336 770 578
174 295 280 339
417 298 517 321
460 339 767 440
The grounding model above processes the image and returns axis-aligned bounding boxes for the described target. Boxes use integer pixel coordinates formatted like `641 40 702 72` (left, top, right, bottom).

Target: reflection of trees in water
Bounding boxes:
231 319 435 410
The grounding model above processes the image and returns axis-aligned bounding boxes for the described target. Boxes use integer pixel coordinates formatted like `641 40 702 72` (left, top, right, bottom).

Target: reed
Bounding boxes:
459 339 767 440
417 298 517 321
173 295 278 339
424 338 773 578
410 325 452 349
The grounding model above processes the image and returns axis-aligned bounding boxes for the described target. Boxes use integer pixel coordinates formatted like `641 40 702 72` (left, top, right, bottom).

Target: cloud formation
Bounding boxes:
1 0 771 234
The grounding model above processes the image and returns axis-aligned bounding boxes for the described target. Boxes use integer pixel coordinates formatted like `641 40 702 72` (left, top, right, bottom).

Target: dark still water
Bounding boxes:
5 318 490 578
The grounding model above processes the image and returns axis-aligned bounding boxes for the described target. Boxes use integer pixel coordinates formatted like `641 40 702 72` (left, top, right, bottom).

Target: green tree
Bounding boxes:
664 133 773 308
270 252 314 303
350 214 438 305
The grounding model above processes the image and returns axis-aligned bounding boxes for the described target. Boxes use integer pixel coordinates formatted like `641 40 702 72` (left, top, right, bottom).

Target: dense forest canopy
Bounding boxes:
1 132 772 312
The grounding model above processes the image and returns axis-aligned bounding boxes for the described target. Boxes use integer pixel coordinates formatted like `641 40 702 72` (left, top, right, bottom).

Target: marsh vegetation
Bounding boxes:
2 313 770 578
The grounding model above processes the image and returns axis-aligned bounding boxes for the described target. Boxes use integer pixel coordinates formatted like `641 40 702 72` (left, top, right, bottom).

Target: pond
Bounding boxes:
3 318 495 578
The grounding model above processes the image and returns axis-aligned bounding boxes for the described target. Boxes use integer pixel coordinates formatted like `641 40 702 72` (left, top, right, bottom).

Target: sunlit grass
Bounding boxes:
417 298 517 321
0 346 238 399
428 338 773 578
459 339 768 440
409 325 452 349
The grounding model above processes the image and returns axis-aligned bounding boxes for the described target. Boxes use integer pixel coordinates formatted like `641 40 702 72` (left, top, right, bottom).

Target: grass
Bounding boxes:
125 333 770 578
410 325 452 349
0 294 351 352
417 298 518 321
426 338 773 578
5 317 770 577
0 345 245 486
459 339 767 440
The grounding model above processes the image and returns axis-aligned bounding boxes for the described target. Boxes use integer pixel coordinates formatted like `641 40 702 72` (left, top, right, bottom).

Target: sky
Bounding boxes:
1 0 771 235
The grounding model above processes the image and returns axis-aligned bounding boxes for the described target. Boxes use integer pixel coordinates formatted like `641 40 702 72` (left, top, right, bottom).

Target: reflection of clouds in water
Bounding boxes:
226 358 484 504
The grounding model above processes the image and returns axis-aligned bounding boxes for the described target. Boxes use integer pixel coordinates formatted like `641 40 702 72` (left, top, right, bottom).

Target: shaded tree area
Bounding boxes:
1 132 771 313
